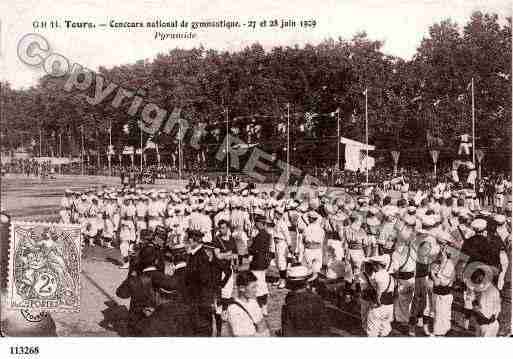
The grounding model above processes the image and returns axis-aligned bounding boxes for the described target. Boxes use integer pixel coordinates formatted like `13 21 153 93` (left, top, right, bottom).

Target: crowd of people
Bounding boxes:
55 171 512 337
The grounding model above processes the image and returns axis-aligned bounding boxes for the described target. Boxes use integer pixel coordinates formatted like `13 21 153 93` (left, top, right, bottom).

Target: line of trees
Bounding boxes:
1 11 511 171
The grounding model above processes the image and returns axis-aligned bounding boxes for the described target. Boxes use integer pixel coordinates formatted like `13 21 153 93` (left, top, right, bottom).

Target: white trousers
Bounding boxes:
303 248 323 273
349 249 365 280
275 239 289 271
251 270 269 297
433 293 453 336
476 320 499 337
120 240 130 258
394 277 415 323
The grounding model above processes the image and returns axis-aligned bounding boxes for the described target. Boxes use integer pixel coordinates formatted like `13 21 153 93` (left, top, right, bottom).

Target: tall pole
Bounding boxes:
178 121 182 181
80 125 84 176
286 103 290 185
337 108 340 170
225 107 229 177
59 132 62 175
108 120 112 176
139 125 143 172
471 77 475 166
365 88 369 184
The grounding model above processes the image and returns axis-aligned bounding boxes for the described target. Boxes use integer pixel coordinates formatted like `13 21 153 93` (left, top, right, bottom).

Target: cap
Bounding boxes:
421 215 436 228
471 218 487 232
364 255 389 267
286 265 314 282
494 214 506 225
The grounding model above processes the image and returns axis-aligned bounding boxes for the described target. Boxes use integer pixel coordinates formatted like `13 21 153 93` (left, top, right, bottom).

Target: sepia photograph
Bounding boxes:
0 0 512 346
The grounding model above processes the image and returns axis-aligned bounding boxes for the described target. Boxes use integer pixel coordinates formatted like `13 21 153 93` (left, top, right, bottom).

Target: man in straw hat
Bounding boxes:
280 264 329 336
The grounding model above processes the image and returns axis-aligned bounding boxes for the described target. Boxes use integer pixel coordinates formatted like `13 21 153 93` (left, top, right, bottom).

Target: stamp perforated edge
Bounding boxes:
7 221 83 313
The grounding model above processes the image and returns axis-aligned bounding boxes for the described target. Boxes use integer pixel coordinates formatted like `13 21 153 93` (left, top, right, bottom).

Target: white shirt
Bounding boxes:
303 221 325 245
227 298 263 337
478 285 501 320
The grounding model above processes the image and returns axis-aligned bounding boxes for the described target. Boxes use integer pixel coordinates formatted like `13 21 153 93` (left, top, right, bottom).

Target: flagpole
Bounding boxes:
178 121 182 182
365 88 369 184
472 77 475 165
140 125 143 172
108 120 112 176
59 132 62 175
337 108 340 170
286 103 290 186
226 107 229 177
80 125 84 176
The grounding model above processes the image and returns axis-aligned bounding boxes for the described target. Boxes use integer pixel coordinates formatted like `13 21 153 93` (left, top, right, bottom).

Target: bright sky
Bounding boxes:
1 0 511 89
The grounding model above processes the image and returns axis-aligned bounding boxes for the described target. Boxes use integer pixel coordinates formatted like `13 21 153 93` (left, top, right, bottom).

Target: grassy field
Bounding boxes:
1 174 510 337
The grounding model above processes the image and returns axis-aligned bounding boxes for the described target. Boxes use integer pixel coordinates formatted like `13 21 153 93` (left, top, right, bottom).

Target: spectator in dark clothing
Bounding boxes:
281 265 330 337
116 245 178 336
184 229 216 336
138 249 193 336
248 214 272 315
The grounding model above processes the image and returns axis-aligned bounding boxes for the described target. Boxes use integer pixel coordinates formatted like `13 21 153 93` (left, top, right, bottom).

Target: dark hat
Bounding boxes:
254 213 267 223
187 229 204 240
139 245 158 267
140 229 153 242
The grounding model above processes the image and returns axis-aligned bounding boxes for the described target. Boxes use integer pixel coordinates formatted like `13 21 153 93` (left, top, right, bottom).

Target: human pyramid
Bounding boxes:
57 177 511 337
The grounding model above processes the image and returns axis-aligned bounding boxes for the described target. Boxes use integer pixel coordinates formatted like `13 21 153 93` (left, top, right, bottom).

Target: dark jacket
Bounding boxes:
281 289 330 337
184 246 216 307
137 267 192 336
249 229 271 271
116 268 178 320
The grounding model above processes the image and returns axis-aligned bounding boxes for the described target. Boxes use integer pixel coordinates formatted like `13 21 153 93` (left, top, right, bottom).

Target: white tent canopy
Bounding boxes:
340 137 375 171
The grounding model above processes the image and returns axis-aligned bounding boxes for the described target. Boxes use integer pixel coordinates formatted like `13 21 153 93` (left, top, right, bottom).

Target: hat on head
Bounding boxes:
471 218 487 232
366 216 380 227
286 265 315 282
364 255 389 267
421 215 436 228
494 214 506 225
254 213 267 223
479 210 492 218
187 229 204 240
464 265 496 292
